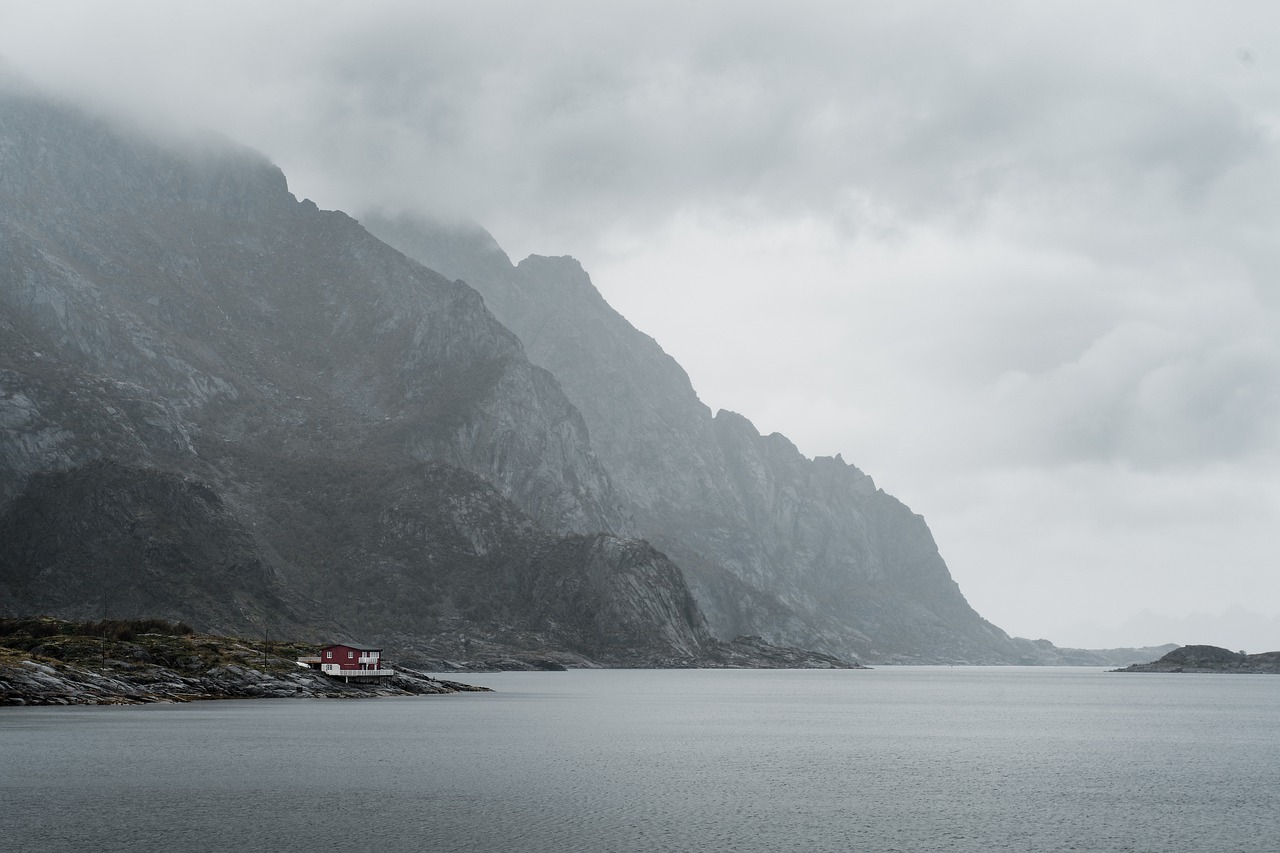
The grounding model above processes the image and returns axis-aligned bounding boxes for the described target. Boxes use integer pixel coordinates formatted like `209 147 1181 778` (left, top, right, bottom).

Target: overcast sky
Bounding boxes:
4 1 1279 650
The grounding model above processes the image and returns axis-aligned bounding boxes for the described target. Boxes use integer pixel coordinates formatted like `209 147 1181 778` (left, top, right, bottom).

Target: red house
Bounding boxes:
304 643 394 682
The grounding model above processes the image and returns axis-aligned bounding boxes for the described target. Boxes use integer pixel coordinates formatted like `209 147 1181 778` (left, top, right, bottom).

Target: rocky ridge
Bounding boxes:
363 215 1098 665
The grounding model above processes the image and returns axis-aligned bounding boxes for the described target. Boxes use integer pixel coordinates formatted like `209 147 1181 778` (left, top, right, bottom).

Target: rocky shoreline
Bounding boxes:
0 616 865 707
1113 644 1280 674
1 659 489 706
0 618 488 706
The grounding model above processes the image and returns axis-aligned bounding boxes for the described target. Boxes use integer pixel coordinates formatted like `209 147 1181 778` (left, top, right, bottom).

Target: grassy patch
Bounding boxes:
0 616 314 674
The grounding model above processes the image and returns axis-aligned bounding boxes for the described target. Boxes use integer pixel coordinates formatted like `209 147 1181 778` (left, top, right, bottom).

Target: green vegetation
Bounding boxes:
0 616 195 642
0 616 311 674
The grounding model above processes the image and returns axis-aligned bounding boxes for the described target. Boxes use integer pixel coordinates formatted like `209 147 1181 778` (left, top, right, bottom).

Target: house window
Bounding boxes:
348 651 354 659
325 651 332 659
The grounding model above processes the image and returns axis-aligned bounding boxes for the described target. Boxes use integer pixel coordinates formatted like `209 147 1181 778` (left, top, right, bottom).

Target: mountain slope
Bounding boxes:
364 214 1036 663
0 86 749 667
0 89 626 536
0 461 304 636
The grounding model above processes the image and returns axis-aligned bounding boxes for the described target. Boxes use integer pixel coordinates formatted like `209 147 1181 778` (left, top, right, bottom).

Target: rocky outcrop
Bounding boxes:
0 657 488 705
1114 645 1280 674
363 215 1037 663
0 619 487 705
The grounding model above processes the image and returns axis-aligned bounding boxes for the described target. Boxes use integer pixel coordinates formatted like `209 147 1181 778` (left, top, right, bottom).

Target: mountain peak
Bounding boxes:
0 88 289 221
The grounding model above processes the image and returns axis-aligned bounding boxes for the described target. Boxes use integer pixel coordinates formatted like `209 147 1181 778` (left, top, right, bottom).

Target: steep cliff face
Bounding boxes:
0 90 626 537
0 461 304 636
211 451 713 666
2 88 740 666
365 214 1026 663
510 534 709 664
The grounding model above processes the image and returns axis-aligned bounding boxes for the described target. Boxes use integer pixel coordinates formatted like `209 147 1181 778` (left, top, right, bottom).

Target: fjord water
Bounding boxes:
4 668 1279 852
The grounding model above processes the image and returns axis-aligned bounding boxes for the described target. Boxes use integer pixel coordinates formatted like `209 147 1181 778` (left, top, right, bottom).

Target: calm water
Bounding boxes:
3 667 1279 852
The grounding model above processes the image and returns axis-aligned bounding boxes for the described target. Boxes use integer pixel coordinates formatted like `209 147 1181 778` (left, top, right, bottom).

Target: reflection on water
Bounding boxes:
4 667 1279 852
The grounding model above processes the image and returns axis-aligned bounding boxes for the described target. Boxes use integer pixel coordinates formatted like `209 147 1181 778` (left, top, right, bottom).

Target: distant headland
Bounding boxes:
1113 645 1280 674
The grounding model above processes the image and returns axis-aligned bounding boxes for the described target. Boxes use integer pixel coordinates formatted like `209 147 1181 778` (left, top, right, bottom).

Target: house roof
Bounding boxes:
322 642 382 652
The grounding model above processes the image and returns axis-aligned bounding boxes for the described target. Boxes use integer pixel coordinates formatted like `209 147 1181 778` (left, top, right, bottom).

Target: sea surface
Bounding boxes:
3 667 1279 852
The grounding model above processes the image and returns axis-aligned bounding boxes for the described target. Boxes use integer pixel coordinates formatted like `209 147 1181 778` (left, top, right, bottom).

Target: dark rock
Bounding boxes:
1113 645 1280 674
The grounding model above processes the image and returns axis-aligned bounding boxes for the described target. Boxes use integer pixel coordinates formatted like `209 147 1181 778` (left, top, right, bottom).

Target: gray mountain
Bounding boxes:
0 81 1087 666
0 92 628 537
364 214 1062 664
1 85 845 668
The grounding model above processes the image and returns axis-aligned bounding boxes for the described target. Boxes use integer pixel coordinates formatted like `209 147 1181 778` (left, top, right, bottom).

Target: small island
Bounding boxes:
0 617 488 706
1113 644 1280 674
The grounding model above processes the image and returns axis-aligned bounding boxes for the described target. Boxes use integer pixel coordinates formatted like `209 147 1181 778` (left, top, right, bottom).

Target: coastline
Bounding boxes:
1 658 489 706
0 618 488 706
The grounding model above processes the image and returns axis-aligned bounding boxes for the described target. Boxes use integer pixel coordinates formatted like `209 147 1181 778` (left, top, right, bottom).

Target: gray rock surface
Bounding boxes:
0 88 625 536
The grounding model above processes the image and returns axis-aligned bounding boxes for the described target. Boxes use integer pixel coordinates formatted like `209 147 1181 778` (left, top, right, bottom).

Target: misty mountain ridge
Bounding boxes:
363 212 1094 664
1 82 1140 666
0 85 702 667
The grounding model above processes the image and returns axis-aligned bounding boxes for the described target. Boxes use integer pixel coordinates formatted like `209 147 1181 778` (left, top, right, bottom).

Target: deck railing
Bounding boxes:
322 667 395 678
